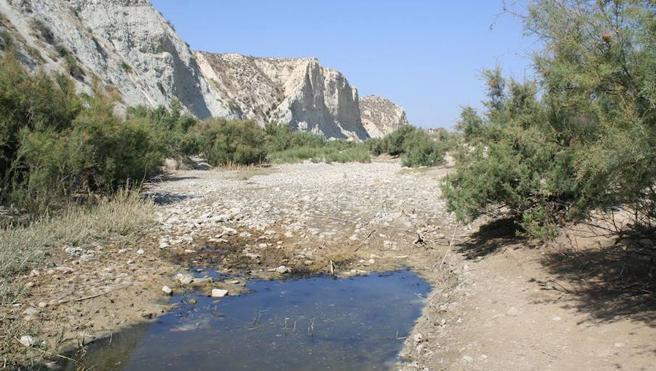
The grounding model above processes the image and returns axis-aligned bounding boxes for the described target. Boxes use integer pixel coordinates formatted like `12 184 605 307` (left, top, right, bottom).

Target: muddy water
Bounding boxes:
62 270 430 371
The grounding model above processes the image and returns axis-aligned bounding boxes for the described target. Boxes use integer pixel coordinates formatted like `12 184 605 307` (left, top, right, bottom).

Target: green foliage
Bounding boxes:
128 101 201 156
262 124 371 164
55 44 85 80
401 133 446 167
443 0 656 239
0 53 165 211
367 125 448 167
382 125 417 156
263 123 326 152
269 140 371 164
194 119 267 166
120 61 132 73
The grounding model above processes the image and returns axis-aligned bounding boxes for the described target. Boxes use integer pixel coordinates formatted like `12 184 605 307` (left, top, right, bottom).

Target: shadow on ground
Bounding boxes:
456 218 525 259
461 218 656 325
541 229 656 326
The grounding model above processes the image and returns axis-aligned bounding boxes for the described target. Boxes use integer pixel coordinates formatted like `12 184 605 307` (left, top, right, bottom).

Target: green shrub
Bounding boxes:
401 134 446 167
383 125 416 156
268 142 370 164
55 44 85 80
443 0 656 239
366 126 448 167
323 143 371 163
264 123 325 152
14 100 164 210
121 61 132 73
128 101 201 157
196 119 267 166
366 137 386 156
0 52 165 211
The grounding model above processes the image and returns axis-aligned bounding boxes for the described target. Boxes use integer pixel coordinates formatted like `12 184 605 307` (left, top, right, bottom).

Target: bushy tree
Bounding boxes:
367 125 448 167
196 119 267 166
0 53 165 211
443 0 656 238
264 123 325 152
128 101 201 156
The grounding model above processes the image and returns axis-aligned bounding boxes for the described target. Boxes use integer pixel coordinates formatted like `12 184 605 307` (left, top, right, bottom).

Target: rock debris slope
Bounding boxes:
360 95 409 138
196 52 370 140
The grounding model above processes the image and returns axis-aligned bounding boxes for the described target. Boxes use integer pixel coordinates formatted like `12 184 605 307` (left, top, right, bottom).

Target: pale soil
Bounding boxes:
3 159 655 370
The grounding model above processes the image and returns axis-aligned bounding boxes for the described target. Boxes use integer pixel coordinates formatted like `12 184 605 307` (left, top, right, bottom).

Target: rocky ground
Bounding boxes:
4 159 655 370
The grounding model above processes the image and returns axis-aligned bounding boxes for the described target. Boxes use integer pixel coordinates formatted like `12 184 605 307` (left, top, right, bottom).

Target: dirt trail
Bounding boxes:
5 160 655 369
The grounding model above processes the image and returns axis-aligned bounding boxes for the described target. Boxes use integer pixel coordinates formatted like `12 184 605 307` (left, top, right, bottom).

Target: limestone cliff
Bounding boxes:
0 0 233 118
360 95 409 138
0 0 383 140
196 52 369 141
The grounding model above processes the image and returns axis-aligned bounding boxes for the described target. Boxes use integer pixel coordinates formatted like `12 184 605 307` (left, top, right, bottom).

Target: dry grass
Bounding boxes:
0 191 155 303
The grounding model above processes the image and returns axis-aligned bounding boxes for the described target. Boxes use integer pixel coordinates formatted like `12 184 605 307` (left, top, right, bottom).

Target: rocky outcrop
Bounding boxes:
196 52 369 141
360 96 409 138
0 0 381 140
0 0 234 118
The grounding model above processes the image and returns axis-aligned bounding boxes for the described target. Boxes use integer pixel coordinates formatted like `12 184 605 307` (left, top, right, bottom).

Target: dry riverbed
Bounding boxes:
3 159 655 370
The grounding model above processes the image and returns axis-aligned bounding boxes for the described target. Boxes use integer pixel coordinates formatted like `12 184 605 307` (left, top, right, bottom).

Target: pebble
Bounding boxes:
462 355 474 363
276 265 291 274
176 273 194 285
136 248 145 255
162 286 172 295
23 307 39 316
19 335 35 347
211 289 228 298
38 302 48 308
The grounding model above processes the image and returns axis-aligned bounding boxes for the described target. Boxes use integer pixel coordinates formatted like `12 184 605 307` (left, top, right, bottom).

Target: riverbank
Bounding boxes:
2 159 654 370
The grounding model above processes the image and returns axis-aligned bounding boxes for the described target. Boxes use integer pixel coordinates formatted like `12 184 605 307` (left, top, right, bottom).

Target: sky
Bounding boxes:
151 0 538 129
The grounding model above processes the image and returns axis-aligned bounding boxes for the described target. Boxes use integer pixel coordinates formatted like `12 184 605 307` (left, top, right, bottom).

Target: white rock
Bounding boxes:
175 273 194 285
136 248 145 255
276 266 291 274
162 286 172 295
360 96 409 138
23 307 39 316
211 289 228 298
19 335 35 347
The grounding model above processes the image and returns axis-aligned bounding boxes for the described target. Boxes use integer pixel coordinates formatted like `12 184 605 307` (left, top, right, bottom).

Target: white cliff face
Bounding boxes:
197 52 369 141
0 0 234 118
0 0 398 140
360 95 409 138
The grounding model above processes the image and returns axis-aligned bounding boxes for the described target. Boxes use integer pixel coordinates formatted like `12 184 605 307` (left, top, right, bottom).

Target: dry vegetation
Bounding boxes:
0 192 155 304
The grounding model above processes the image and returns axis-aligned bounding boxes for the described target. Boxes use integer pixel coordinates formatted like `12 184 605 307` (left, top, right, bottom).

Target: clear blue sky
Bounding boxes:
151 0 537 128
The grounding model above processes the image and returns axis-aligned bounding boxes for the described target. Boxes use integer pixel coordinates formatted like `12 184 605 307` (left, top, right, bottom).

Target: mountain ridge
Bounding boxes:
0 0 407 139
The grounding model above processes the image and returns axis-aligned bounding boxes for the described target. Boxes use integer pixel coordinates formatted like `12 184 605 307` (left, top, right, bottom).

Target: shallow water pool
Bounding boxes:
62 270 430 371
